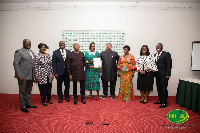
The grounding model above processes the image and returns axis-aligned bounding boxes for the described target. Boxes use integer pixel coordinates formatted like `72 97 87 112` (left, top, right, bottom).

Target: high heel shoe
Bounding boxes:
90 99 93 101
140 100 144 103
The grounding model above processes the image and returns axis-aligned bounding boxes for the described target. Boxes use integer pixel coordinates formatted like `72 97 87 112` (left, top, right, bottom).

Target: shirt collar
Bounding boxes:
158 51 162 55
60 49 65 52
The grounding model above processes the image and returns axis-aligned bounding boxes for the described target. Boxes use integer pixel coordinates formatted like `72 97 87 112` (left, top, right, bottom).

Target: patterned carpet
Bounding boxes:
0 94 199 133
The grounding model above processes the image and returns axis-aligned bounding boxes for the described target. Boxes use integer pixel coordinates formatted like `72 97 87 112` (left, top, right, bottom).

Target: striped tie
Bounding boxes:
28 50 33 60
62 49 65 61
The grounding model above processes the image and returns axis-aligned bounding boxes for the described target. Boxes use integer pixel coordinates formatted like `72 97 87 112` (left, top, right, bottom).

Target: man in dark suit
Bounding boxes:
13 39 37 113
52 41 71 103
154 43 172 108
100 43 119 100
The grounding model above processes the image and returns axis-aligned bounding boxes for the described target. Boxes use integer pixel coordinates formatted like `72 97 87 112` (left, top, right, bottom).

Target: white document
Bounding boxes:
93 58 102 68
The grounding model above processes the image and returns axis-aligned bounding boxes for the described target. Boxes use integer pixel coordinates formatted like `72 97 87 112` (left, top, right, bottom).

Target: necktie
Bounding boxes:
28 50 33 60
61 49 65 61
157 52 160 61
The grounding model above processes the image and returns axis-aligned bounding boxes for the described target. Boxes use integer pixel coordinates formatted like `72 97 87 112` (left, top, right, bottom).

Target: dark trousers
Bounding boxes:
102 81 116 96
73 80 85 101
156 76 169 104
57 73 70 100
38 78 52 103
18 80 33 108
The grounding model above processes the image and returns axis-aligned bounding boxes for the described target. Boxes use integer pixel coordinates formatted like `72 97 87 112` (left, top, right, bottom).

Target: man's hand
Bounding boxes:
36 77 40 82
166 76 170 79
69 75 72 81
18 76 23 82
54 74 58 79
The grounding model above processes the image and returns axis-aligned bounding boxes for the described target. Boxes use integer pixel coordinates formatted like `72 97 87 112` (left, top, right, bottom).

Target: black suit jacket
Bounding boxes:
154 51 172 77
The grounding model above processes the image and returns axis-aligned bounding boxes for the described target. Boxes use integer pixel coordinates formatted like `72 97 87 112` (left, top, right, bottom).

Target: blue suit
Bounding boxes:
52 49 71 100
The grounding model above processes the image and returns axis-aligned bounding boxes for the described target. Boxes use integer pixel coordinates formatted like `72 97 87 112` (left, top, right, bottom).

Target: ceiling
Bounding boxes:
0 0 200 3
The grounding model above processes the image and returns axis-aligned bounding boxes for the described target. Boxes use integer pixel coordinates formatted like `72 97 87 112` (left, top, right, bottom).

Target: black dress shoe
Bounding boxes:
65 98 70 102
111 95 115 100
74 100 77 105
81 100 86 104
42 103 48 106
58 99 62 103
159 103 167 108
26 105 37 108
154 101 162 104
47 101 53 104
102 95 107 99
21 108 30 113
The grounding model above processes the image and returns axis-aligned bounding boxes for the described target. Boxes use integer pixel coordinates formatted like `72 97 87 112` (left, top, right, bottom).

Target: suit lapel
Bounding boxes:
157 51 165 62
57 49 64 61
22 47 32 60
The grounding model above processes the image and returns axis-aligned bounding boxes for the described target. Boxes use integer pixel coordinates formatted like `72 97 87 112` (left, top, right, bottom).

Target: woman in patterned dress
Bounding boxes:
117 45 137 102
35 43 54 106
136 45 158 104
85 42 101 101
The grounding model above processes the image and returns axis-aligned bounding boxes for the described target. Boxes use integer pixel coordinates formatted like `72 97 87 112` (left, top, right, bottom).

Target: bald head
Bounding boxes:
23 39 31 49
106 43 112 52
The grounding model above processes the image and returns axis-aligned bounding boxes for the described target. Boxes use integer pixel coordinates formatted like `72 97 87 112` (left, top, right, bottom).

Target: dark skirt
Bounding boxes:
137 71 154 91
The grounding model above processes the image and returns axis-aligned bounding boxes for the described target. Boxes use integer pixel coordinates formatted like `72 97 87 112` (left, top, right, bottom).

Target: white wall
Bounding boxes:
0 2 200 96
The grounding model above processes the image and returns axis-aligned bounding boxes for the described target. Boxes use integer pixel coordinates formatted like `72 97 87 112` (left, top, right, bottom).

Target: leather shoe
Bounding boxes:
154 101 162 104
58 99 62 103
74 100 77 105
111 95 115 100
81 100 86 104
42 103 48 106
65 98 70 102
102 95 107 99
26 104 37 108
21 108 30 113
159 103 167 108
47 101 53 104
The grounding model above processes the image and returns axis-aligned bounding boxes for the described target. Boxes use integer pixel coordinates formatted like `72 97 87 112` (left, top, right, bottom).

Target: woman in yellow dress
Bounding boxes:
117 45 137 102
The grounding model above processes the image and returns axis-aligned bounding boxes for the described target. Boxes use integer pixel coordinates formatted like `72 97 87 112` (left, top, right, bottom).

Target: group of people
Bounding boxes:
13 39 172 113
